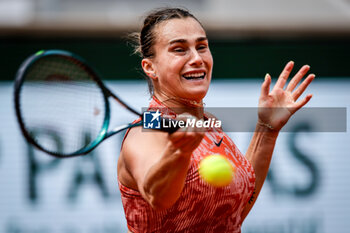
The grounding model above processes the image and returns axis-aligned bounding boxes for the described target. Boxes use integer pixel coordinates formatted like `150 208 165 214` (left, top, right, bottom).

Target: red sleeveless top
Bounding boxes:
118 97 255 233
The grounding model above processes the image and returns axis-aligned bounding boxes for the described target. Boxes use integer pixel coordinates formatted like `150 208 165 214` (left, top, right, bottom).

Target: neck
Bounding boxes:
153 91 205 119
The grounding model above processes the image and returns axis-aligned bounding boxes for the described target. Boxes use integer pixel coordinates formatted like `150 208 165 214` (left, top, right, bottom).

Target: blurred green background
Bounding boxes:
2 37 349 81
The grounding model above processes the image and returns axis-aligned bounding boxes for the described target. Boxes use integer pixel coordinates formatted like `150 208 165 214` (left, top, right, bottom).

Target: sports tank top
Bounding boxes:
118 97 255 233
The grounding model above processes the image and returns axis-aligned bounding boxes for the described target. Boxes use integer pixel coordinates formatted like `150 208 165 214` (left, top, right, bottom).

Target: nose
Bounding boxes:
189 49 203 67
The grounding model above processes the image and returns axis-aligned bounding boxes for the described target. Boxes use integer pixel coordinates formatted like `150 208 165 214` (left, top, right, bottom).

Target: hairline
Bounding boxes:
151 17 207 56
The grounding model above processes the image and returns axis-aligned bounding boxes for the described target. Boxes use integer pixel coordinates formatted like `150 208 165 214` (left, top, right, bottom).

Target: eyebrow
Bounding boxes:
169 37 208 45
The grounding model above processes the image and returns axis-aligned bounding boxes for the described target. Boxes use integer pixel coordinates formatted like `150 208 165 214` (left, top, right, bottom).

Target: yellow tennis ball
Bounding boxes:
198 154 235 187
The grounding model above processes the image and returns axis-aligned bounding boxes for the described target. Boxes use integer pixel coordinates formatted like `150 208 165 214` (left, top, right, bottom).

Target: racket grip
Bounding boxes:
159 117 180 134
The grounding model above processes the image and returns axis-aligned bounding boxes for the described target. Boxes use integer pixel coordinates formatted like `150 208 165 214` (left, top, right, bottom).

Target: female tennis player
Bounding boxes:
117 7 315 233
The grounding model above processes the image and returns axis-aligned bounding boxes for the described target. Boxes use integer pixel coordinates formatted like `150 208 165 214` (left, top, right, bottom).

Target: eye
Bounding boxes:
173 47 186 53
197 44 208 51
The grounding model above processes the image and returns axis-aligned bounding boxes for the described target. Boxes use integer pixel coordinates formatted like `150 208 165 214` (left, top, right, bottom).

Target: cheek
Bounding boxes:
205 53 214 68
156 54 186 75
173 56 188 69
162 58 188 77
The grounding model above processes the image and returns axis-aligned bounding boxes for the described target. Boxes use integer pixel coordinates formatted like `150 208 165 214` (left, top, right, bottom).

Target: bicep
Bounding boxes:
121 127 169 190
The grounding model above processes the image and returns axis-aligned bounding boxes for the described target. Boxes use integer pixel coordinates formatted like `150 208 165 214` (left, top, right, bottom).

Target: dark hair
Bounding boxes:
131 7 202 95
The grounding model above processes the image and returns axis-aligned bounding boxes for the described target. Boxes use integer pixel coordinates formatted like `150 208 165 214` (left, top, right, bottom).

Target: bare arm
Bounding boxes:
241 124 278 221
241 61 315 221
118 119 204 210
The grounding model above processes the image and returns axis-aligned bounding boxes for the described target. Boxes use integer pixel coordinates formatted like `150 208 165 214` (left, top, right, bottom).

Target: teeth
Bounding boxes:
183 72 205 79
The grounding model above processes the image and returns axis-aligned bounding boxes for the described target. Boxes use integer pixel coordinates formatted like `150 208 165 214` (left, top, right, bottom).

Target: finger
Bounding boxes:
286 65 310 92
171 131 203 150
169 132 191 148
292 74 315 100
190 134 205 148
182 132 204 146
168 127 188 143
260 73 271 98
169 120 204 144
274 61 294 90
292 94 313 114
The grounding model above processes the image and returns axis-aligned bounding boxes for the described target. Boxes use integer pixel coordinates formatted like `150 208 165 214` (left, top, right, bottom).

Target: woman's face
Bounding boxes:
144 17 213 102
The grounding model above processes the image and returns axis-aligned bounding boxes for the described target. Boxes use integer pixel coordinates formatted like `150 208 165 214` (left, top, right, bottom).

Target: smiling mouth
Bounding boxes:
182 72 206 80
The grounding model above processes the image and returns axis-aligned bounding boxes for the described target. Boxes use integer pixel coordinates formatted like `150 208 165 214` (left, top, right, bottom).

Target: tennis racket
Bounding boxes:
14 50 177 158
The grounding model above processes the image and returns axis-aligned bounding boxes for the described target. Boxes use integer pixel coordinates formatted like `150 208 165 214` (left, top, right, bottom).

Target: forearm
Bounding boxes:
241 123 279 221
141 143 192 210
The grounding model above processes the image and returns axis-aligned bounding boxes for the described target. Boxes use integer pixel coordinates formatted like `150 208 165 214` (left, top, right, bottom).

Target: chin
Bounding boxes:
184 88 208 101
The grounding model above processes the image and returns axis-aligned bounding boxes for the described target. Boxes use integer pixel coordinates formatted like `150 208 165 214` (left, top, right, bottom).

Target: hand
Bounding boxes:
168 113 204 156
258 61 315 131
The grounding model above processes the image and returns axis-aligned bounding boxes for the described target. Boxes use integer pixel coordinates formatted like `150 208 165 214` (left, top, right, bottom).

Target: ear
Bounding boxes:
141 58 157 80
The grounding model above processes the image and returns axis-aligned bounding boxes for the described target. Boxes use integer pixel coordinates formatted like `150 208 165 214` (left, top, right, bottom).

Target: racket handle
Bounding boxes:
159 117 180 134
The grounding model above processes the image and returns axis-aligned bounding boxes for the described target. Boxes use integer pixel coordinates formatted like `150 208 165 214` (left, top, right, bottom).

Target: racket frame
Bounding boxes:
14 50 143 158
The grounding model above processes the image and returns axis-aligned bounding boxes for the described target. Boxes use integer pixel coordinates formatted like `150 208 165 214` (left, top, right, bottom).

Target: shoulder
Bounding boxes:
118 126 169 188
122 126 169 154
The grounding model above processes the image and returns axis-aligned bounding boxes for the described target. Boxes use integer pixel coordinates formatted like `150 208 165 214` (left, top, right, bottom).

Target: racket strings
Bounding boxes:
19 56 106 155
